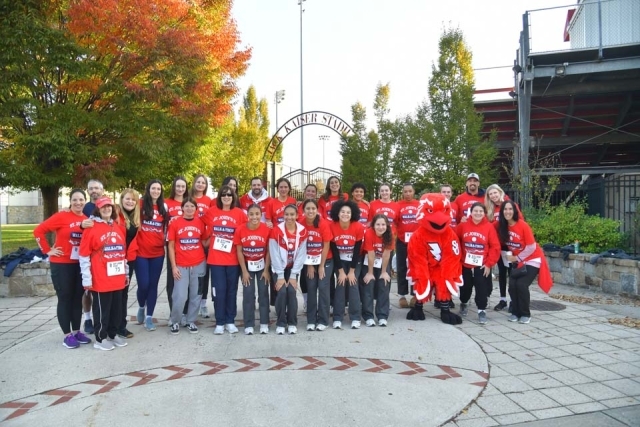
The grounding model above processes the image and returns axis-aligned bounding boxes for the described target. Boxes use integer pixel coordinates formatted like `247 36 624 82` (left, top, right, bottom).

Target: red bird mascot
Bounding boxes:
406 193 464 324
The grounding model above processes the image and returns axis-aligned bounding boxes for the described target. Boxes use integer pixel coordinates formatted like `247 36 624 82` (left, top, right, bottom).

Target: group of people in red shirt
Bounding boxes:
36 171 546 351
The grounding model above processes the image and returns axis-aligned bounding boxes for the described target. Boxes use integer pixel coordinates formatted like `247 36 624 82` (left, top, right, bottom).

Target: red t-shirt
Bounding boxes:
203 206 246 266
34 211 87 264
234 222 270 264
505 219 543 261
330 221 365 262
301 217 333 260
318 193 348 221
266 196 297 224
356 201 370 226
167 216 208 267
165 198 184 226
137 203 166 258
79 221 128 292
196 195 212 218
370 200 398 224
454 192 484 223
394 199 420 242
455 217 501 269
363 227 395 268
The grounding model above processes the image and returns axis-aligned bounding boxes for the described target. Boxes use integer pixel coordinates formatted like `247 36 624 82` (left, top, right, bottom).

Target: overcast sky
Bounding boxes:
231 0 570 173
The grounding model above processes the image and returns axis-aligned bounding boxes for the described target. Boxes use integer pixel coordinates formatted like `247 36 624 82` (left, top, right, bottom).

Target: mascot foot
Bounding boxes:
406 303 425 321
439 301 462 325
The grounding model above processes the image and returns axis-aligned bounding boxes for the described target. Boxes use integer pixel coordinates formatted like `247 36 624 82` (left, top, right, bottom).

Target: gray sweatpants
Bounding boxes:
333 263 362 322
242 269 270 328
306 259 333 327
360 266 391 321
170 261 205 325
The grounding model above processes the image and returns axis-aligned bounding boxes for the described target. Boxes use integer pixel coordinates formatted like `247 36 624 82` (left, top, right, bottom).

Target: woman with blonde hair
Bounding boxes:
116 188 141 338
485 184 518 312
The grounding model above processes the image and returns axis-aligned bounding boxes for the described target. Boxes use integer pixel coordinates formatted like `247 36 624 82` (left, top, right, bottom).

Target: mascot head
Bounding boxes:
416 193 452 234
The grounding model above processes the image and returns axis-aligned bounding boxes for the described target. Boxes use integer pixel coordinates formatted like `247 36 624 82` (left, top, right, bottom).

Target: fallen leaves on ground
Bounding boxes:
550 293 640 306
608 317 640 329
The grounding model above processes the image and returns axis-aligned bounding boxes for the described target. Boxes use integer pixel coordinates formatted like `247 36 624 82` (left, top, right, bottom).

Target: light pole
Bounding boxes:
318 135 329 169
274 90 285 130
298 0 306 171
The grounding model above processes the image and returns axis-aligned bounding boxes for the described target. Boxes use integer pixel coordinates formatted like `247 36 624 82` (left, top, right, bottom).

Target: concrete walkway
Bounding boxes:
0 268 639 426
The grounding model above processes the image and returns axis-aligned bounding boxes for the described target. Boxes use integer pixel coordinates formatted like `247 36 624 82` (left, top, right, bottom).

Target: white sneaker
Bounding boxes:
109 335 128 347
307 324 316 331
226 324 239 334
288 325 297 334
378 319 388 327
365 319 376 327
199 305 210 318
351 320 361 329
316 324 327 331
276 326 285 335
244 327 254 335
214 325 225 335
94 340 115 351
259 324 269 334
333 321 342 329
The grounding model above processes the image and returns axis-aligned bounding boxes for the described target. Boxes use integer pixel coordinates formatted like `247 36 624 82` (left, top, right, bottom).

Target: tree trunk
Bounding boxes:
40 185 60 247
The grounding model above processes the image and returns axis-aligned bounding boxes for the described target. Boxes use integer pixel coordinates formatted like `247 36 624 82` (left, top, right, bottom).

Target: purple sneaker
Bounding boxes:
74 331 92 344
63 334 80 349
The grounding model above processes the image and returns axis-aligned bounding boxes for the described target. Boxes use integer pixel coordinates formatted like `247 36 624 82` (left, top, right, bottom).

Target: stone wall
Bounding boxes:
546 252 639 297
0 262 55 297
7 206 43 224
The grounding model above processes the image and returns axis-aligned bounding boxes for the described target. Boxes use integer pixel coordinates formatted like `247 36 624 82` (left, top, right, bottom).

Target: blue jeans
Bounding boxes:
210 265 240 325
135 255 165 316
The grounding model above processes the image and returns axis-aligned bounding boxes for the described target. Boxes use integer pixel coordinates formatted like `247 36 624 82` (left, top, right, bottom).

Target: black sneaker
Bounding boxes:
187 323 199 334
170 323 179 335
117 328 134 339
494 300 507 311
84 319 95 334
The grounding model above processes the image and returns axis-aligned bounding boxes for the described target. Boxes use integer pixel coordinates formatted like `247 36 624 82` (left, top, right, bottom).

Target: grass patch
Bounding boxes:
1 224 38 257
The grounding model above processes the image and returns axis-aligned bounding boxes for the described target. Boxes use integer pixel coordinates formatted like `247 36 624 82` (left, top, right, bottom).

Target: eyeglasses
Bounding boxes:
221 193 233 197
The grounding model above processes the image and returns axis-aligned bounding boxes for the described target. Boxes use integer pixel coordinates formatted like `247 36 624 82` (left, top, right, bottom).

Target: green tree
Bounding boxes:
0 0 249 217
340 103 377 198
210 86 271 193
395 27 496 194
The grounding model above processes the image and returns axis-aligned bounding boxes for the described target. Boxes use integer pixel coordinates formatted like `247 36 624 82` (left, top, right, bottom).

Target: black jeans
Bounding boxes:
50 263 83 334
395 240 409 296
460 266 492 311
508 265 540 318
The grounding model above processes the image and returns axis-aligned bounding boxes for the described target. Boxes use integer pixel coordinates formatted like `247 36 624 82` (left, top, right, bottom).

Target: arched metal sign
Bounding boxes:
263 110 354 160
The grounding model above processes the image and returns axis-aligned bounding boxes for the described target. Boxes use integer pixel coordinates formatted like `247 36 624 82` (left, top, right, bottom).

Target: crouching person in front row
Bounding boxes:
79 197 131 351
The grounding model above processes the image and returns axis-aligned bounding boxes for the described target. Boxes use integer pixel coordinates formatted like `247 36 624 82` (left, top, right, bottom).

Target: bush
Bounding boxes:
525 202 624 253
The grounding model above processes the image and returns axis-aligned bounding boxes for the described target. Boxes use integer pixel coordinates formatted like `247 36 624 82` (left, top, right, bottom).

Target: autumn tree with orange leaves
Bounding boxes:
0 0 250 218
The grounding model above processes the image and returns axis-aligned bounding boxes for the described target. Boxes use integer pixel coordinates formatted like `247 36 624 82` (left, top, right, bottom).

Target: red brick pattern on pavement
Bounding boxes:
0 356 488 422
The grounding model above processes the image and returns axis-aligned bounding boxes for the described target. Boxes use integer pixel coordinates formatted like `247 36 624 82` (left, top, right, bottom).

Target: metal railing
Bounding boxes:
527 0 640 55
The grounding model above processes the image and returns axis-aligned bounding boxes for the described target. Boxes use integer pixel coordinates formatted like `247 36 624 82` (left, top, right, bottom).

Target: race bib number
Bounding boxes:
305 254 321 265
340 252 353 262
364 256 382 268
404 232 413 243
107 260 125 276
465 252 483 267
70 246 80 260
213 236 233 253
248 258 265 272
